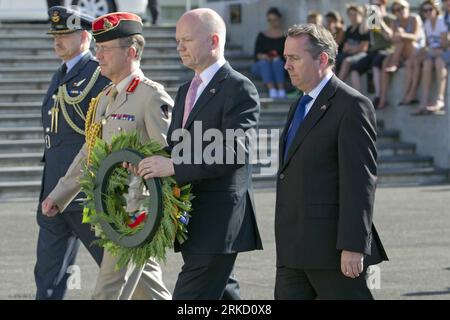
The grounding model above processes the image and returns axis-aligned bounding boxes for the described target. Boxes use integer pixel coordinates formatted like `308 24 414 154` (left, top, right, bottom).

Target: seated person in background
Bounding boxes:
251 7 286 99
307 11 323 25
350 0 394 106
444 0 450 29
325 11 346 52
377 0 424 109
413 0 449 115
336 5 369 81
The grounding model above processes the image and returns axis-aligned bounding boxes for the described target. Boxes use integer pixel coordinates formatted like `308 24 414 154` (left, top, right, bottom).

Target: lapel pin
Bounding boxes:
320 105 327 111
210 88 216 94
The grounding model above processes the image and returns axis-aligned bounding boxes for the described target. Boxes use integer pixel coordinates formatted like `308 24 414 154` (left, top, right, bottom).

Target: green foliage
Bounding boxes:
81 131 193 269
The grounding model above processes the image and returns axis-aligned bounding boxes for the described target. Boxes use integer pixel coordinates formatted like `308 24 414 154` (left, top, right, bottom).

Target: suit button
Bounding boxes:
279 173 285 180
117 127 122 131
101 119 107 125
48 110 52 115
45 127 50 133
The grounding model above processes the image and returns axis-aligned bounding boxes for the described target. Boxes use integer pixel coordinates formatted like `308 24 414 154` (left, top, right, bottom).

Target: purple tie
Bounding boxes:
182 75 202 127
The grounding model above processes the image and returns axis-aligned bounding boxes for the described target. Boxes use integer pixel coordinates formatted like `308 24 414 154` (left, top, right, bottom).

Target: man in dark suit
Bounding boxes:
275 24 388 300
35 6 110 299
128 8 263 299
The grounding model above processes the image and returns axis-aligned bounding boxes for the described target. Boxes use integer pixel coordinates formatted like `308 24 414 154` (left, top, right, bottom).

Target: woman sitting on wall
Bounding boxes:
251 7 287 99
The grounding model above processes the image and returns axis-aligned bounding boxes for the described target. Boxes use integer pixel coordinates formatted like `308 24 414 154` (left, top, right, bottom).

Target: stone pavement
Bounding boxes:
0 185 449 300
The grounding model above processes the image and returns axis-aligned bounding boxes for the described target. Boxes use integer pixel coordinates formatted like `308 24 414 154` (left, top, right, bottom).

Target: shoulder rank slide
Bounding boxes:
126 76 141 94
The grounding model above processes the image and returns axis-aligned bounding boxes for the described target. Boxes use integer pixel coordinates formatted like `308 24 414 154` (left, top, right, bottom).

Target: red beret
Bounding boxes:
92 12 142 43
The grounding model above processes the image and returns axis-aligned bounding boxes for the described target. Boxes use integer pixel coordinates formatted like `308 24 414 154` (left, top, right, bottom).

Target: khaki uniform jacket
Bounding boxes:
49 70 173 211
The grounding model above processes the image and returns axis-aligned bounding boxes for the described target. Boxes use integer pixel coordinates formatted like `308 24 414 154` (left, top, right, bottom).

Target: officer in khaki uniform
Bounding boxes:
42 12 172 300
35 6 110 300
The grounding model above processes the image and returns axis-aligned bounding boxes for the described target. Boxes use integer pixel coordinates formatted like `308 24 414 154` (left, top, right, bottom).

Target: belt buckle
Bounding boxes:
45 134 51 149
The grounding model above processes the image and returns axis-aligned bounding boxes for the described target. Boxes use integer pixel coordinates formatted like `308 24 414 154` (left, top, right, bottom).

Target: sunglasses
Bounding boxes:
422 7 434 13
393 6 405 13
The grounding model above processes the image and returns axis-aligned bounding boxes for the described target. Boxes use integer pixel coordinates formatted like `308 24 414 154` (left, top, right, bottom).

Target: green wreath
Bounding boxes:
79 131 193 270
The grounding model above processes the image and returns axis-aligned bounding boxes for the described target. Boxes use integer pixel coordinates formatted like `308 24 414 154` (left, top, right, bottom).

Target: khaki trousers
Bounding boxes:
92 251 171 300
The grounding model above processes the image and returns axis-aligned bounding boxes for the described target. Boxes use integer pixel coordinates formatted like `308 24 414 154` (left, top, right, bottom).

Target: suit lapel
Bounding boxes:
183 63 230 129
59 51 91 85
280 75 339 172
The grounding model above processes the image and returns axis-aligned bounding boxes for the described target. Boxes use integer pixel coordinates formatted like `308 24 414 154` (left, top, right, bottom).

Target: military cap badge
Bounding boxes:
51 11 60 23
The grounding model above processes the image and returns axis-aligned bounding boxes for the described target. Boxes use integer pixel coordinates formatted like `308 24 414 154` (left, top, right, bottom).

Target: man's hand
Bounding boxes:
123 161 139 175
137 156 175 179
341 250 364 278
41 197 60 217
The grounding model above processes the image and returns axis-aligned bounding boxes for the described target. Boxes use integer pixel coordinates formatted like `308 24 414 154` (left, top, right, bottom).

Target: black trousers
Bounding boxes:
275 266 374 300
173 252 240 300
47 0 63 10
35 207 103 300
147 0 160 25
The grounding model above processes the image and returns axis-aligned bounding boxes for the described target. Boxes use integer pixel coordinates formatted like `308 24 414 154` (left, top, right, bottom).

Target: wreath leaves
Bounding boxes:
79 131 193 270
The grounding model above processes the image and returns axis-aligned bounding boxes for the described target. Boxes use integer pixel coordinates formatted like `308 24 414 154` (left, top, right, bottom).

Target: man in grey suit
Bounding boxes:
127 8 263 299
275 24 388 300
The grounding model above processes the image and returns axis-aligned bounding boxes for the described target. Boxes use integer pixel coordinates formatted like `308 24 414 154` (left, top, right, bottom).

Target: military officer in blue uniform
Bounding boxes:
34 6 111 300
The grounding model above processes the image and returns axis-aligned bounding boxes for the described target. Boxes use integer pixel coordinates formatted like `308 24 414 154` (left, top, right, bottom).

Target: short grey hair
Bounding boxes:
119 34 145 61
286 23 337 67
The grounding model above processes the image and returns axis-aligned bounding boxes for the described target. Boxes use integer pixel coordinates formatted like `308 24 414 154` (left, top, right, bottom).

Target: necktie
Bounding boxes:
106 85 118 114
182 75 202 128
284 94 313 161
60 63 67 76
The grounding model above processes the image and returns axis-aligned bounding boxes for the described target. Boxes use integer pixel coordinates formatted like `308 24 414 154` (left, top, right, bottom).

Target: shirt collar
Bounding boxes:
305 71 334 100
115 68 145 94
197 57 226 87
64 50 89 73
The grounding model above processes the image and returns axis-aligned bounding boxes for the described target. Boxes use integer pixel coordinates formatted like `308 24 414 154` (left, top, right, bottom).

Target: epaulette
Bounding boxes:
126 76 141 94
140 77 164 91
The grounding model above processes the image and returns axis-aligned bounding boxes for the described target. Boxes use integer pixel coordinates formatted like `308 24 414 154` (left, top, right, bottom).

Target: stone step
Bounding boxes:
0 64 190 79
0 36 177 47
0 113 41 127
377 167 450 186
377 155 433 170
251 151 433 172
0 127 42 140
0 24 176 34
377 141 416 156
0 63 251 79
0 53 254 67
0 180 41 202
0 92 291 110
0 152 43 167
0 43 244 56
0 102 42 113
253 139 416 158
0 139 44 153
0 87 179 102
251 166 450 190
0 76 188 90
0 166 43 182
377 129 400 144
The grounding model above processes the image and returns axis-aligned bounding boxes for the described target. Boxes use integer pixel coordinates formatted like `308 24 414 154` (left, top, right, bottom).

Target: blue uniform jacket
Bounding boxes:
40 51 110 211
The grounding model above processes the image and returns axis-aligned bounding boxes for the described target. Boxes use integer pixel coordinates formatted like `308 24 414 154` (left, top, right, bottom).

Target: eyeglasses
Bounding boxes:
94 45 128 53
422 7 434 13
393 6 405 13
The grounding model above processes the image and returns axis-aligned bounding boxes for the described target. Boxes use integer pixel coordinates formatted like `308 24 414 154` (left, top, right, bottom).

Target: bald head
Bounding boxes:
176 8 227 73
178 8 226 54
